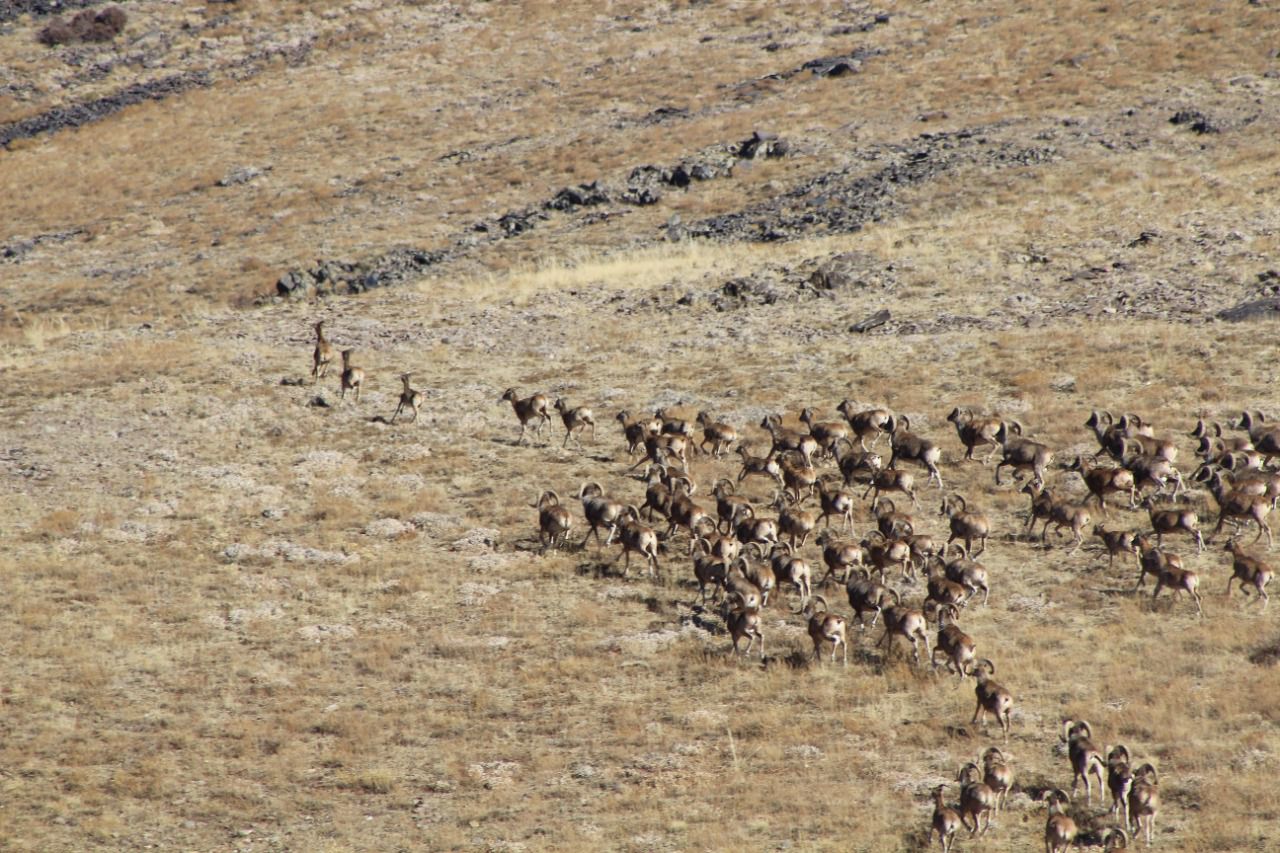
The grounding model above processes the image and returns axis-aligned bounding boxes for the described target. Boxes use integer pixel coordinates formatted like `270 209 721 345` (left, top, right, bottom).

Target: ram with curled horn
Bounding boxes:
797 595 848 665
955 761 996 836
534 490 574 553
980 746 1013 812
1104 743 1134 827
1127 763 1160 845
941 493 990 556
578 481 625 547
1060 718 1106 805
969 659 1012 741
1044 788 1078 853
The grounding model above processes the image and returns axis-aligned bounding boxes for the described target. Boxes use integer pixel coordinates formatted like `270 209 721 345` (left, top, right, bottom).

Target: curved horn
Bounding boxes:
714 477 736 494
900 414 912 432
811 594 829 614
579 481 604 499
982 746 1005 764
885 587 901 606
1103 828 1129 850
976 658 995 675
689 536 711 556
878 496 897 514
1136 763 1158 783
1191 463 1214 483
952 494 968 512
744 541 765 560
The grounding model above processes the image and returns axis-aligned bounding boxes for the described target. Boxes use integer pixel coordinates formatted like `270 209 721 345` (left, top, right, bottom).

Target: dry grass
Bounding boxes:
2 0 1279 850
2 259 1278 850
2 0 1273 323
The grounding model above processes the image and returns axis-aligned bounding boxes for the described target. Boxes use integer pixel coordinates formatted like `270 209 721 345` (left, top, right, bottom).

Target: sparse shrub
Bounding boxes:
36 19 75 47
97 6 129 33
68 9 99 37
37 7 127 47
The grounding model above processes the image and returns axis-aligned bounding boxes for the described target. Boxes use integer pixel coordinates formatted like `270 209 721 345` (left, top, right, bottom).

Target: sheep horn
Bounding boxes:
1103 827 1130 849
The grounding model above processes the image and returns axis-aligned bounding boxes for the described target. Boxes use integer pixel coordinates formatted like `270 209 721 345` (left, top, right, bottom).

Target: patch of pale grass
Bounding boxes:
448 230 904 304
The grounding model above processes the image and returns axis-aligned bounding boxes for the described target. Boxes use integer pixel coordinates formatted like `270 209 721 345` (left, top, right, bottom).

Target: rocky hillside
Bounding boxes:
2 2 1279 851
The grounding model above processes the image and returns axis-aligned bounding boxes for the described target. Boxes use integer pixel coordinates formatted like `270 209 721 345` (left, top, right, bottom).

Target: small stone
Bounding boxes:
1217 297 1280 322
217 165 270 187
811 252 871 290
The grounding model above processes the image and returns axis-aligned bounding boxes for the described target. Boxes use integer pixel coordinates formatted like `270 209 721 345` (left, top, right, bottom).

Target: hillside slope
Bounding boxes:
1 2 1278 851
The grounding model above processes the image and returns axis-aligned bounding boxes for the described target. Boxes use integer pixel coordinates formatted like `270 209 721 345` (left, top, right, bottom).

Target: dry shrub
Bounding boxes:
36 19 75 46
33 508 80 539
38 7 128 47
